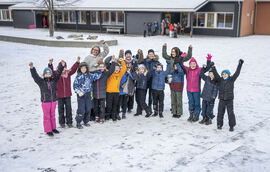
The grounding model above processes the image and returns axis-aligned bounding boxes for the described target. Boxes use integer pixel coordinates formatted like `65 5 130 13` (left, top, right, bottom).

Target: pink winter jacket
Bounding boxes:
184 58 202 92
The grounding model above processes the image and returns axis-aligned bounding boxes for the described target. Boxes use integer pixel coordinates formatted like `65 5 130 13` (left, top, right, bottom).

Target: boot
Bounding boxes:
159 112 164 118
67 124 73 128
199 117 207 124
145 111 152 118
95 116 100 123
172 114 177 118
217 125 222 130
99 119 105 124
187 111 194 122
112 114 117 122
229 127 234 132
77 123 83 129
127 109 132 113
134 113 140 116
205 118 212 125
84 123 91 127
153 111 158 117
46 132 54 136
192 115 199 122
116 113 121 120
52 129 60 134
122 113 126 119
60 124 65 128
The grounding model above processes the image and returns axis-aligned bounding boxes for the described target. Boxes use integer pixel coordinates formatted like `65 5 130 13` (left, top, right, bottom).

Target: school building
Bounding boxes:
0 0 269 37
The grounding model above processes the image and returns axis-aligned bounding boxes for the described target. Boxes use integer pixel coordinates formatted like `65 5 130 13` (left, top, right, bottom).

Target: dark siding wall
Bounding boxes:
194 2 242 37
0 5 10 9
13 10 35 28
126 12 162 34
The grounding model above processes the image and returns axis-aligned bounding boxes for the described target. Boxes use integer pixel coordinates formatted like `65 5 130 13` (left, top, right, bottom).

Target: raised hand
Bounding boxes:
49 58 53 65
239 59 244 65
61 60 66 67
206 54 212 61
77 56 81 62
189 45 192 48
163 43 167 46
100 40 105 44
29 62 33 68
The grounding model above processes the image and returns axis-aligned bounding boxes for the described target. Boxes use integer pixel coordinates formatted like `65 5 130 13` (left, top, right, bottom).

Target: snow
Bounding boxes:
0 27 270 172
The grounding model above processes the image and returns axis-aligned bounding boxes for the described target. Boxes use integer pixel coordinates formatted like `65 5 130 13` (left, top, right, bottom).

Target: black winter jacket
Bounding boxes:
212 63 243 100
31 65 64 103
92 62 116 99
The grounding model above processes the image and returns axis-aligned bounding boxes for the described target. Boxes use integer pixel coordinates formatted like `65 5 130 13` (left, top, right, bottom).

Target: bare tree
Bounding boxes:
38 0 78 37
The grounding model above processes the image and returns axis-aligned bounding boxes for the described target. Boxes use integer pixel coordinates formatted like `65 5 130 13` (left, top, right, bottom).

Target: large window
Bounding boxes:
193 12 233 29
79 11 86 24
69 11 76 23
181 12 190 26
63 11 69 23
57 11 63 23
90 11 99 24
207 13 215 28
0 9 12 21
101 11 124 25
57 11 87 24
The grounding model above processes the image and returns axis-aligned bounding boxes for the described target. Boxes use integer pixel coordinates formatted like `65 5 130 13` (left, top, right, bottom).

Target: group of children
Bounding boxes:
30 41 244 136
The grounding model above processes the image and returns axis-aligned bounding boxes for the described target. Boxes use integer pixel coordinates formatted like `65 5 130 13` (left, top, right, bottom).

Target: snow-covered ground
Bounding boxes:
0 28 270 172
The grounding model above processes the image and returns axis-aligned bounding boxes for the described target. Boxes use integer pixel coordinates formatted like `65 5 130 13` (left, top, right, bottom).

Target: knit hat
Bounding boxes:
221 69 231 76
125 50 132 56
138 64 146 70
148 49 155 54
43 67 52 75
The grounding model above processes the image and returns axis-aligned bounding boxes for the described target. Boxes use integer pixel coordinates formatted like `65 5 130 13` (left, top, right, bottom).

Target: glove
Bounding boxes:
181 52 187 58
77 90 84 97
206 54 212 61
210 99 215 105
239 59 244 65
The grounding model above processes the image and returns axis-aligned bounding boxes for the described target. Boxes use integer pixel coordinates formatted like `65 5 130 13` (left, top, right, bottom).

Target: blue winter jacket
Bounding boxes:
200 72 219 102
171 63 185 83
151 61 170 90
119 72 135 95
136 72 151 90
73 72 102 94
144 58 159 72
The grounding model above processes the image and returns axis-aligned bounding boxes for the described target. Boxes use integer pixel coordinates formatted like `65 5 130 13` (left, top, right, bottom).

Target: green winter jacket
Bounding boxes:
162 45 192 72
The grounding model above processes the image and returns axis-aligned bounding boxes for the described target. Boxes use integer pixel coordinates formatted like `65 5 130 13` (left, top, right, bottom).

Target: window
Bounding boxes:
198 13 205 27
225 14 233 28
117 12 124 25
57 11 63 23
80 11 86 24
207 13 215 28
193 13 198 27
181 12 190 26
90 11 99 24
101 12 109 24
0 9 12 21
111 12 116 24
63 11 69 23
217 13 225 28
69 11 76 23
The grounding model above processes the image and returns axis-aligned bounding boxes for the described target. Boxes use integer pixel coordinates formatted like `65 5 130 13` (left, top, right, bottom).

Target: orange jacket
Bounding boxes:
106 60 127 93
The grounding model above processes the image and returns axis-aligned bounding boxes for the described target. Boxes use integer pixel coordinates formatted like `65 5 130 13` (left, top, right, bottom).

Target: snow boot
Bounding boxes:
187 111 194 122
84 123 91 127
159 113 164 118
205 118 212 125
199 117 207 124
153 111 158 117
116 114 121 120
217 125 222 130
46 132 54 136
67 124 73 128
52 129 60 134
122 113 126 119
60 124 65 128
229 127 234 132
192 116 199 122
77 123 83 129
112 113 117 122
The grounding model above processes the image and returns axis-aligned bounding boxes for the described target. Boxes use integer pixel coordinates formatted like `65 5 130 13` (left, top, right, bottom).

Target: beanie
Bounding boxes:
125 50 132 56
221 69 231 76
148 49 155 54
43 67 53 76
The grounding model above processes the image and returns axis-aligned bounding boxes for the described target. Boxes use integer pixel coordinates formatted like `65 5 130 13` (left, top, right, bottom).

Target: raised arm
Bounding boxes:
90 70 102 81
176 63 184 75
68 57 80 76
231 59 244 82
48 58 57 74
119 59 127 77
211 66 221 81
53 62 64 82
183 45 192 62
164 60 171 76
200 66 208 81
98 40 109 58
162 43 171 60
30 62 43 86
179 59 187 75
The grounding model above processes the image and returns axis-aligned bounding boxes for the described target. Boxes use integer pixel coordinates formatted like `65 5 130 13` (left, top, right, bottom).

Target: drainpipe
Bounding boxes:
254 1 257 34
237 0 241 37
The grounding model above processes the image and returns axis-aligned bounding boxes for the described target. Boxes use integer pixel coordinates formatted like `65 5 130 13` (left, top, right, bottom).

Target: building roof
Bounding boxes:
8 0 243 12
0 0 31 4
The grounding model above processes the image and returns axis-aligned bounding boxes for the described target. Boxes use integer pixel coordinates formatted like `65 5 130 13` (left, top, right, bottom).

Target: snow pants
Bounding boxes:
152 89 165 114
42 101 57 133
58 97 72 125
76 92 92 125
217 99 236 128
201 99 215 119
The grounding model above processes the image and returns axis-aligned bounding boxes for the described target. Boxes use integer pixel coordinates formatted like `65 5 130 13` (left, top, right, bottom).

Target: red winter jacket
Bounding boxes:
168 24 174 31
49 61 79 98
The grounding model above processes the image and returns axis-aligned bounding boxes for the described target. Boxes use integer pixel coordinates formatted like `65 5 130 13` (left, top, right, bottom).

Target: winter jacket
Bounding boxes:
119 72 135 95
48 61 79 98
170 63 185 92
73 71 102 94
30 65 64 103
83 43 109 72
151 62 170 90
106 60 127 93
92 62 116 99
162 45 192 72
168 24 174 31
143 56 159 72
213 62 243 100
200 71 219 102
136 72 151 90
184 58 202 93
